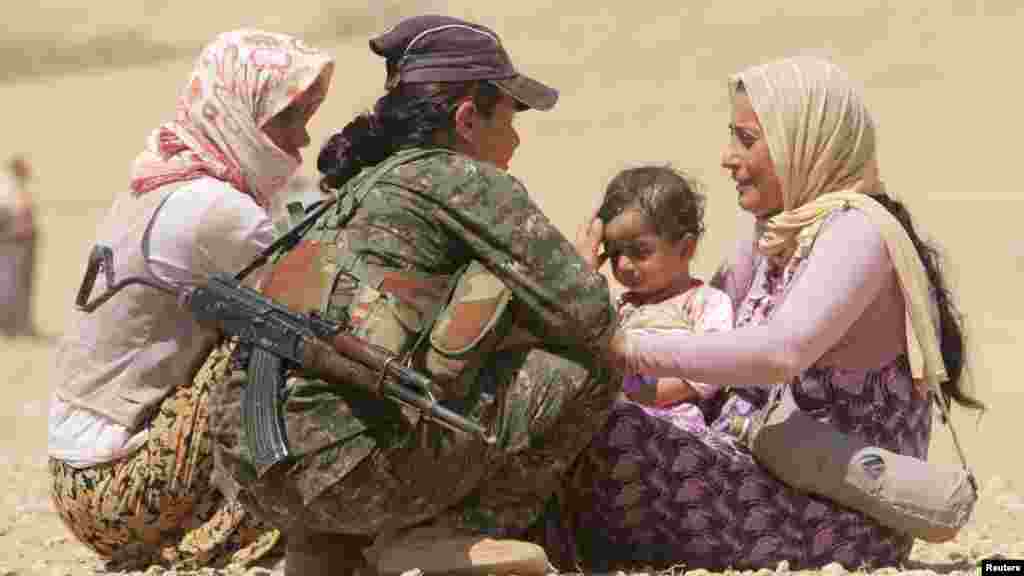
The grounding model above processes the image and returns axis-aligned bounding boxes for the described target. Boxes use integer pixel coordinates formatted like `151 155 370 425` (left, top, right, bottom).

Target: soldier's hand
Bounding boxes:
574 216 606 271
608 327 629 374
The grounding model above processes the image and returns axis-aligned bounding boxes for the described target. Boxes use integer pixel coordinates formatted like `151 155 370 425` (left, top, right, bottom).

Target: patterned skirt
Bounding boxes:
48 344 281 570
542 357 929 572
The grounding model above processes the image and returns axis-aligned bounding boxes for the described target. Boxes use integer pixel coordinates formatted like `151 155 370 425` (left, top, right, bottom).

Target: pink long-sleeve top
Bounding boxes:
624 209 911 386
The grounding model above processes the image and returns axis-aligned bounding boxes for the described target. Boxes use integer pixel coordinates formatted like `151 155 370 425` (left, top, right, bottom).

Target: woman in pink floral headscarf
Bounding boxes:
47 29 333 570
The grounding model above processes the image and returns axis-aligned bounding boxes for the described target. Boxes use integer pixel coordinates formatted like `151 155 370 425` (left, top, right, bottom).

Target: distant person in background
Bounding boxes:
47 30 334 570
0 155 41 338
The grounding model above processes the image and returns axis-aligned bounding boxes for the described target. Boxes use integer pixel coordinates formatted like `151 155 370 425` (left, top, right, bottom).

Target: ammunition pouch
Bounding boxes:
421 261 515 399
350 261 518 400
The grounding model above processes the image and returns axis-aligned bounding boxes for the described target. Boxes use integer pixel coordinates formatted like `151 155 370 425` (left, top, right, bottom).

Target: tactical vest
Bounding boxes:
261 148 515 406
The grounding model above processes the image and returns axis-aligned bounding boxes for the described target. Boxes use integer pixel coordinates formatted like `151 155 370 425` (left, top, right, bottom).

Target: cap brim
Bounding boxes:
492 74 558 111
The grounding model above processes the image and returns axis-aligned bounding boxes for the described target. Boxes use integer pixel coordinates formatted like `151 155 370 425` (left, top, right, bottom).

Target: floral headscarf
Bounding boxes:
129 29 334 208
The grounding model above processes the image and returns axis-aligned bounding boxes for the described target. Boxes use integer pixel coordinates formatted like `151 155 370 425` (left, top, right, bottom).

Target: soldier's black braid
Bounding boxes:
318 81 501 191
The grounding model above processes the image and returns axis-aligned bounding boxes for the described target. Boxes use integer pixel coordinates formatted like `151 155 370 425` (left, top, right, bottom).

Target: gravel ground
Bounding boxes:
2 340 1020 576
1 455 1019 576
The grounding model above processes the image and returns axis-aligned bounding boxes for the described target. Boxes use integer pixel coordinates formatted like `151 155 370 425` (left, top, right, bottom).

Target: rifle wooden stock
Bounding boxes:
230 314 495 476
298 332 434 398
299 335 383 396
328 332 436 394
305 332 495 444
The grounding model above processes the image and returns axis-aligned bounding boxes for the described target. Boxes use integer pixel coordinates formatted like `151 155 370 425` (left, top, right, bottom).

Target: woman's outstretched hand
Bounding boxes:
575 215 607 271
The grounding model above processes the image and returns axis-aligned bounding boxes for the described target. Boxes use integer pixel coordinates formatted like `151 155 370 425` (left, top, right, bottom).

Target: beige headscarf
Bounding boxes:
731 56 947 396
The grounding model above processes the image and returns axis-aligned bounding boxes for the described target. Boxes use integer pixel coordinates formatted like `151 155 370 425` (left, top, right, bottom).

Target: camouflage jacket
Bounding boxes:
219 147 616 504
327 147 614 346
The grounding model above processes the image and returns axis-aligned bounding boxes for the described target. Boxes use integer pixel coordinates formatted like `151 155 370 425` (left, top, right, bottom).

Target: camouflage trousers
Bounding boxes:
208 341 619 558
48 344 282 570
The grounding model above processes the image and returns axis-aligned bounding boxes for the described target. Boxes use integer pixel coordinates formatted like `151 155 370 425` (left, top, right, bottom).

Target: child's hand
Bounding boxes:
653 378 700 407
625 377 700 408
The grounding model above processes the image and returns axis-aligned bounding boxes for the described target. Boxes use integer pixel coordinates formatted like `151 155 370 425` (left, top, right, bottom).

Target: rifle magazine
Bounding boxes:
242 346 291 476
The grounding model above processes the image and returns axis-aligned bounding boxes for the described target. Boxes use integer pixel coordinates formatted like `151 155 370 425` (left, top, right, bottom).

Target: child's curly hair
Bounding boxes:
597 165 705 243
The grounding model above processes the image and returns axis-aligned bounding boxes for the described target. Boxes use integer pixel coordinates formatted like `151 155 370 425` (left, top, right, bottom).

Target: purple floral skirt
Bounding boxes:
539 356 930 572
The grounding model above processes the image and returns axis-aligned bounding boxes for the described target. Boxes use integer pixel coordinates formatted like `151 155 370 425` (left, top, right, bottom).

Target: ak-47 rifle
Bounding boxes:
74 196 495 474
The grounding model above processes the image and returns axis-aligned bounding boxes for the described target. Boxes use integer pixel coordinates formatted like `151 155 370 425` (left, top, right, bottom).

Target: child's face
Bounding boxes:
602 207 694 298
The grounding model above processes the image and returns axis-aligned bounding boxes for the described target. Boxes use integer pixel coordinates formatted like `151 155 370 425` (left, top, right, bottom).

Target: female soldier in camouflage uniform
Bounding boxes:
203 15 622 576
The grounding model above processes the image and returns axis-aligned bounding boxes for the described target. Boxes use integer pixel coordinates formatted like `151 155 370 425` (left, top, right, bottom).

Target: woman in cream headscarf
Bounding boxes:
551 56 984 570
48 30 333 569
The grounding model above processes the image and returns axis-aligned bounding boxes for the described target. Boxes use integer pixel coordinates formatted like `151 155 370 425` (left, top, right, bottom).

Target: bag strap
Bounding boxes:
139 181 199 288
932 392 978 492
325 147 456 319
342 147 453 219
234 147 453 284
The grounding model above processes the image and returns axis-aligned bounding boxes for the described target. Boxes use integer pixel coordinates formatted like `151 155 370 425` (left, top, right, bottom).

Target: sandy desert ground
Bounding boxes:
1 1 1022 574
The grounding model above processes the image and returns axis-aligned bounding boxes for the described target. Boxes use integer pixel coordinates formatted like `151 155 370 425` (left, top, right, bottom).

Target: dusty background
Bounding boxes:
1 1 1021 574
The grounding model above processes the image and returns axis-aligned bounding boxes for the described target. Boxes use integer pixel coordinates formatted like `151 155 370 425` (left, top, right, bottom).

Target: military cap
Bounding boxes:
370 15 558 111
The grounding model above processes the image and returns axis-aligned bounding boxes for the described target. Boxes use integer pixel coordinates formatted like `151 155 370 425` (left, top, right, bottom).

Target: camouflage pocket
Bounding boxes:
423 261 513 399
349 284 423 360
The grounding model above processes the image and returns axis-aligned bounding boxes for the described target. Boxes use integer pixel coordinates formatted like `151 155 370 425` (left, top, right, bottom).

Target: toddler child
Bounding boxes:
597 165 733 431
